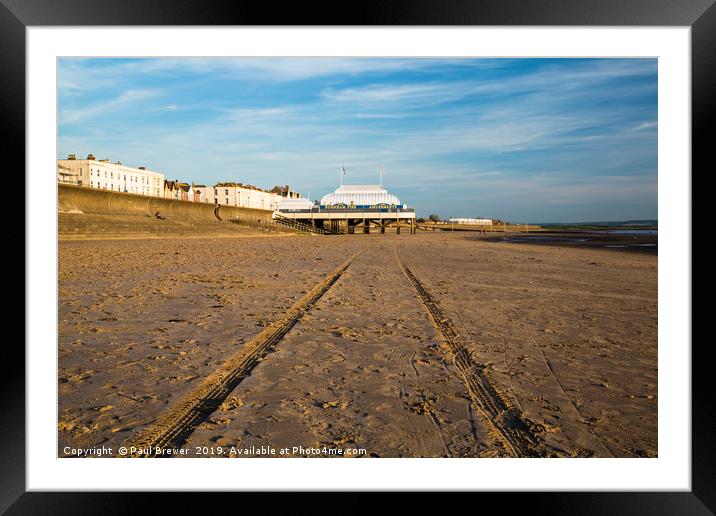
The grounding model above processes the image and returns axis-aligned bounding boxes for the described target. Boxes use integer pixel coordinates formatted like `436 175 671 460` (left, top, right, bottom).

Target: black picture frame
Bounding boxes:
6 0 707 512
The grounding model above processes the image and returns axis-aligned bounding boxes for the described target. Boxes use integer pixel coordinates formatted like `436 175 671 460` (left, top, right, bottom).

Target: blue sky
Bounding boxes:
58 58 657 222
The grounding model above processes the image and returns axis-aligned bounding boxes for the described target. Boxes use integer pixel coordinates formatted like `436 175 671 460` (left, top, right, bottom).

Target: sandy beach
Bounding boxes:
58 232 657 458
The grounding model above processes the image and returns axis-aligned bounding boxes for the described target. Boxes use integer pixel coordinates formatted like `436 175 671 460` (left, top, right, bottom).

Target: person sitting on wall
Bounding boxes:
155 211 165 220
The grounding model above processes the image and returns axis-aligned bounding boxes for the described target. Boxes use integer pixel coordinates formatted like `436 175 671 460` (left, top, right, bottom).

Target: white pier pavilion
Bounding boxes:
275 184 416 234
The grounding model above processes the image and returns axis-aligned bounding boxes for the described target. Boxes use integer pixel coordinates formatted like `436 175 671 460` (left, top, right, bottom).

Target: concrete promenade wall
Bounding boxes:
58 184 275 225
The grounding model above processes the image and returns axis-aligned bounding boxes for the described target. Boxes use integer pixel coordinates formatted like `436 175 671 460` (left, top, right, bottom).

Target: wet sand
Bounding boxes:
58 232 657 458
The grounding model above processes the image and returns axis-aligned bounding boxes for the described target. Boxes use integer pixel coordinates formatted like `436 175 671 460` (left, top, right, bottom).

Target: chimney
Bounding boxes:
138 166 146 170
67 154 76 160
86 153 96 160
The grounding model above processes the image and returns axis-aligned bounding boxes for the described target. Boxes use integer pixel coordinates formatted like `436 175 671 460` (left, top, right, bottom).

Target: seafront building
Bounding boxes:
57 154 165 197
276 197 315 211
194 183 297 211
276 183 416 234
164 180 200 202
56 156 419 235
57 155 301 209
448 217 493 225
319 184 405 209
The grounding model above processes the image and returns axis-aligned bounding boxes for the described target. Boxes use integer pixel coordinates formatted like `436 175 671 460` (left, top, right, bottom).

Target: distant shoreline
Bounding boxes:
482 230 658 253
537 220 657 231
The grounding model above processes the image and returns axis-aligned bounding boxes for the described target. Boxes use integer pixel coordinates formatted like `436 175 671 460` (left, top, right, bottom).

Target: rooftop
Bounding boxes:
334 184 388 193
320 184 403 207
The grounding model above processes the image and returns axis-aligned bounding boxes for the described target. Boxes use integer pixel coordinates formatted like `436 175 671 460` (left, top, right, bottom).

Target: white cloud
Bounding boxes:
630 121 658 131
322 83 446 103
60 89 161 124
58 57 452 95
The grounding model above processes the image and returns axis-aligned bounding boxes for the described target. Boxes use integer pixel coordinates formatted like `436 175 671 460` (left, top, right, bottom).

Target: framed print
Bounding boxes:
6 0 709 511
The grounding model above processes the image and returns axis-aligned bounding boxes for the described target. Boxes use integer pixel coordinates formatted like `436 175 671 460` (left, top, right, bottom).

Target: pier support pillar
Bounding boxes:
380 220 386 234
396 219 401 235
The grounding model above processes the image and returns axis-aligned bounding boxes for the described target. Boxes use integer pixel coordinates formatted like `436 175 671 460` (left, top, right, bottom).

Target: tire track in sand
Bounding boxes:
395 244 547 457
124 249 365 457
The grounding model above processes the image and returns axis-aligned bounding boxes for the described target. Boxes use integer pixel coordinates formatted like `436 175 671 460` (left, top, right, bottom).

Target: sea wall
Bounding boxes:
58 184 275 225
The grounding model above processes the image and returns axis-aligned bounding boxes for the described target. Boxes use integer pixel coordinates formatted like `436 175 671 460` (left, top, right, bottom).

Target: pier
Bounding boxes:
275 206 417 234
275 183 417 235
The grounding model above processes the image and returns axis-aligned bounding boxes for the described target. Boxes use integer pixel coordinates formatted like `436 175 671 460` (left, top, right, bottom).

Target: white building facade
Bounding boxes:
194 183 284 211
57 162 80 185
57 154 164 197
320 184 405 208
276 197 315 211
448 218 493 225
